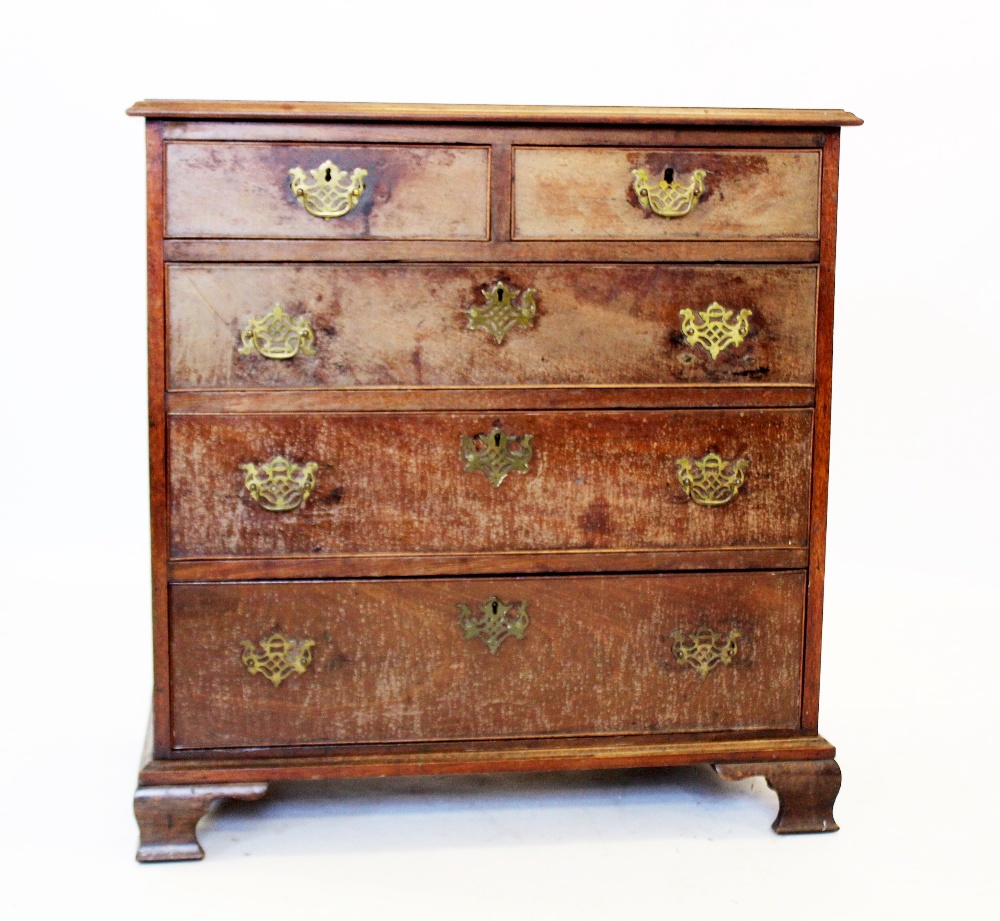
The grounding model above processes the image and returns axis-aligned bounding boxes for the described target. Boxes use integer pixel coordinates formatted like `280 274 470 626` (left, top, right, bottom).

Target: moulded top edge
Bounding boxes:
126 100 863 127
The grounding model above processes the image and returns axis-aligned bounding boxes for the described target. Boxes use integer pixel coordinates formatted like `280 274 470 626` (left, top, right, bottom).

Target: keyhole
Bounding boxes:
664 168 674 183
494 433 501 447
492 601 499 614
497 284 504 298
324 167 332 181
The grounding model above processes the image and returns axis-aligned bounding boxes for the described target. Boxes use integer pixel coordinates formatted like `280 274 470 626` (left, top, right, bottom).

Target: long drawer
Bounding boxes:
168 263 817 389
513 147 821 240
169 571 806 749
168 408 812 559
165 142 491 239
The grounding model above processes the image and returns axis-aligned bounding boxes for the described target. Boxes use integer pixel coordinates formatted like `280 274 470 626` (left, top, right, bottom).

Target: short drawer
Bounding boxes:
169 571 806 749
165 142 490 239
513 147 820 240
168 263 817 389
168 408 812 559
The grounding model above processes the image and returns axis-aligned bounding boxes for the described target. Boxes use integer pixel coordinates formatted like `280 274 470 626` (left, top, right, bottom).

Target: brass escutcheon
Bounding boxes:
676 452 749 507
240 633 316 687
670 626 740 679
460 425 533 487
289 159 367 219
632 167 707 218
458 596 529 654
467 280 537 344
679 303 752 360
238 304 316 360
242 456 319 512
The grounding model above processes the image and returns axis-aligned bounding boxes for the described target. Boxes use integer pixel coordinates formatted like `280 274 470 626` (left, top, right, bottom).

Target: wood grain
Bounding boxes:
802 130 841 730
128 100 863 126
165 142 489 239
163 238 822 264
134 783 268 861
167 263 818 390
139 733 836 784
167 408 814 559
714 759 841 833
167 547 810 582
160 121 828 150
169 571 806 749
166 386 815 414
513 148 821 240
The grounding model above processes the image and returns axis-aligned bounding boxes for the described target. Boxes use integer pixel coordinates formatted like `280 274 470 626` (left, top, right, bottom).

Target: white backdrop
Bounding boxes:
1 1 996 917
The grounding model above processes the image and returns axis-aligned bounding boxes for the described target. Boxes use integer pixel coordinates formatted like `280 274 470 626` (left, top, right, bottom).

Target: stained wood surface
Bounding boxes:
513 148 820 240
134 783 268 861
165 143 490 239
161 121 829 150
163 239 822 264
128 100 863 126
167 387 815 414
715 759 841 833
167 263 817 389
169 571 805 749
139 733 836 784
168 408 813 559
168 547 810 582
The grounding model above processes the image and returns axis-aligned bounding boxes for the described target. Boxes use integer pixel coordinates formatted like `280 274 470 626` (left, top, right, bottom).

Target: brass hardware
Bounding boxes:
240 633 316 687
242 456 319 512
289 160 367 219
460 425 533 487
631 167 707 218
670 626 740 679
676 453 749 507
458 596 529 654
467 281 537 344
679 302 752 360
238 304 317 360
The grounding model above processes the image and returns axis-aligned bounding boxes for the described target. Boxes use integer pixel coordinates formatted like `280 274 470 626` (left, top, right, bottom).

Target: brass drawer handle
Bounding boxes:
459 596 529 654
240 632 316 687
671 626 740 679
289 159 367 219
632 167 706 218
676 452 749 507
467 281 536 344
460 425 533 487
679 302 752 359
242 455 319 512
238 304 316 360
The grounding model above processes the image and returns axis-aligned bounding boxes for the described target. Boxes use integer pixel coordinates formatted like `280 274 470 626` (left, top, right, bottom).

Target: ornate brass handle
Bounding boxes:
460 425 533 487
238 304 316 360
240 632 315 686
632 167 707 218
289 159 367 219
467 281 537 344
676 452 749 507
458 596 529 654
242 456 319 511
679 303 752 359
671 626 740 678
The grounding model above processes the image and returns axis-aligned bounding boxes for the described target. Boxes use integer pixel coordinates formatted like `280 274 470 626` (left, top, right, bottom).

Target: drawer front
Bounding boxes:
165 143 490 239
169 409 812 558
168 264 817 389
513 147 820 240
170 571 806 748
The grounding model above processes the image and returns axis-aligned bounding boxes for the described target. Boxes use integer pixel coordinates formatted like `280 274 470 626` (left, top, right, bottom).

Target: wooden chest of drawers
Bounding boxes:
127 101 861 861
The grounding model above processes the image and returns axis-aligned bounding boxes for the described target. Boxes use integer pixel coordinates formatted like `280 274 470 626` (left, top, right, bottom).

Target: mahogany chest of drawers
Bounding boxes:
127 100 861 861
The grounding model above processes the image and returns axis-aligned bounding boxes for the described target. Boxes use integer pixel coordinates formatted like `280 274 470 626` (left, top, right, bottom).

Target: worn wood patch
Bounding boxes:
168 408 813 559
167 263 817 389
165 142 490 239
513 147 820 240
169 571 806 748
